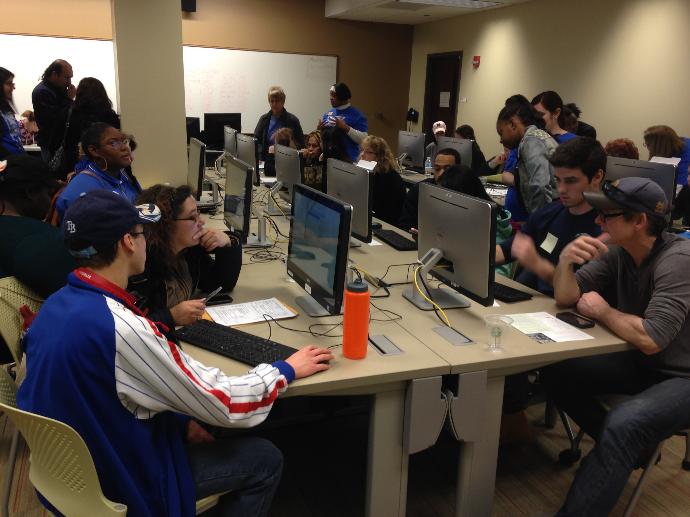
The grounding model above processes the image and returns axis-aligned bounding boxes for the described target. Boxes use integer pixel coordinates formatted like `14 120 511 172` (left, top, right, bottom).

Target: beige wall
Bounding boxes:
409 0 690 159
2 0 412 149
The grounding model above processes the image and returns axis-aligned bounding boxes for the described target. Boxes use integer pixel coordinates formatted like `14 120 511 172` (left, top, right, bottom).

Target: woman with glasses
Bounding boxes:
49 77 120 179
0 67 25 158
128 184 242 328
54 122 141 223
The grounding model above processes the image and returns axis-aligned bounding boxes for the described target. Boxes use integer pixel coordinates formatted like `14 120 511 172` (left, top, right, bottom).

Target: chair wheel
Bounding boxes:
559 449 582 466
682 459 690 471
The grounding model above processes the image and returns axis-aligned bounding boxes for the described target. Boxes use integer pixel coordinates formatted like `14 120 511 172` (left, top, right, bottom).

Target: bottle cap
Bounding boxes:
347 280 369 293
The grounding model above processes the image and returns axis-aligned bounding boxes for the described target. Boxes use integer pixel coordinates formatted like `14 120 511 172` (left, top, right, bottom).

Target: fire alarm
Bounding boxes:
472 56 480 68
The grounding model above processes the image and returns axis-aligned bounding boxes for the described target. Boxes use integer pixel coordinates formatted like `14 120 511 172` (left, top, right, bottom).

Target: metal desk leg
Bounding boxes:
366 387 408 517
455 374 505 517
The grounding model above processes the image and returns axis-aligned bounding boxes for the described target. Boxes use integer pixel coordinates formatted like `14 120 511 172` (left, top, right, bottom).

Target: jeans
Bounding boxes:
187 436 283 517
542 351 690 517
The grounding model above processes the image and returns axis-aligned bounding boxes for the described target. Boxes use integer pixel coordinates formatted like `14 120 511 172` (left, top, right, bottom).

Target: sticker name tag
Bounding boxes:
540 233 558 254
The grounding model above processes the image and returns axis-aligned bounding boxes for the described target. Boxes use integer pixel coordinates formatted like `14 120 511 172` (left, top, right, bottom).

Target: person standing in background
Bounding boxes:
32 59 75 162
532 90 577 144
319 82 368 162
0 67 25 158
254 86 304 177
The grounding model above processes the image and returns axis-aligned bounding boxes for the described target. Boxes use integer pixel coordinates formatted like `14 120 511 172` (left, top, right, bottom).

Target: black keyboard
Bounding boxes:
374 229 418 251
493 282 533 303
176 319 296 367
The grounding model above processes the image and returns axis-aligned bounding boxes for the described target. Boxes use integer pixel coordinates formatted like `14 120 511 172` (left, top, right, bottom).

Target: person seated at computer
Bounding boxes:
496 101 558 216
562 102 597 139
18 189 333 517
318 82 368 162
55 122 141 224
301 130 325 191
643 125 690 186
495 137 605 295
359 135 406 227
254 86 305 177
604 138 640 160
273 126 298 149
398 147 461 232
424 120 446 162
454 124 496 176
128 184 242 329
542 177 690 517
18 110 39 145
531 91 577 145
48 77 120 180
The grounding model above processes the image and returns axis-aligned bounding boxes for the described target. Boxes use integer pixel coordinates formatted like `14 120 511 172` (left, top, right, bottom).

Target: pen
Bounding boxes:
203 286 223 303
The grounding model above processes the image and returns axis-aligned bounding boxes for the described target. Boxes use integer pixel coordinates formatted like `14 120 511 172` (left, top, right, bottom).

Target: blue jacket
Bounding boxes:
0 111 25 157
677 137 690 186
55 161 142 223
18 269 294 516
321 105 368 162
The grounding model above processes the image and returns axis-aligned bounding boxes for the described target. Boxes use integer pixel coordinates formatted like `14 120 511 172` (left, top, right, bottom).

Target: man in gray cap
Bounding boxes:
543 177 690 516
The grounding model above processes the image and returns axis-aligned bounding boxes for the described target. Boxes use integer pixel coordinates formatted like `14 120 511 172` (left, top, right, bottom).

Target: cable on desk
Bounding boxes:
413 266 451 328
369 300 402 322
261 314 344 339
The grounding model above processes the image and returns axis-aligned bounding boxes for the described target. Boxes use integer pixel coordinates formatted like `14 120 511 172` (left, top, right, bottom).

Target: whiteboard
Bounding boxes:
0 33 337 134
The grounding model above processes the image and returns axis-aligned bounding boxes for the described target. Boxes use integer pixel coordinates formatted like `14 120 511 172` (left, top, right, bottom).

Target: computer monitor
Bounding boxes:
274 144 303 203
204 113 241 150
187 137 206 198
236 133 260 187
398 130 426 169
605 156 678 215
436 136 473 168
404 182 497 310
287 184 352 317
326 158 373 244
186 117 200 144
223 126 238 157
223 155 272 248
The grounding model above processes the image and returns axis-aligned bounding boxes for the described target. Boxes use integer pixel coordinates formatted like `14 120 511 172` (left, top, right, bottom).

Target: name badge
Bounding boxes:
540 233 558 254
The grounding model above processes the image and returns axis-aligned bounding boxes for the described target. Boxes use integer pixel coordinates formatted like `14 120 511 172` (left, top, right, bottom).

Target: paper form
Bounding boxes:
206 298 297 326
508 312 593 343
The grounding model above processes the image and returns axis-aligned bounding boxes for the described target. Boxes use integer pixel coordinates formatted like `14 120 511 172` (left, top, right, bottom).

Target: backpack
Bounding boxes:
45 169 99 226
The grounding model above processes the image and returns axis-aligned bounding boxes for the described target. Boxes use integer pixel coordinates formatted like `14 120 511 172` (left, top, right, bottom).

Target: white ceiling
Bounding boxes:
325 0 533 25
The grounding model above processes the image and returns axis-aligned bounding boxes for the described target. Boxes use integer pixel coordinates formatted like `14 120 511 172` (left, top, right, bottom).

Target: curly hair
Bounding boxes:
135 184 193 271
604 138 640 160
360 135 400 173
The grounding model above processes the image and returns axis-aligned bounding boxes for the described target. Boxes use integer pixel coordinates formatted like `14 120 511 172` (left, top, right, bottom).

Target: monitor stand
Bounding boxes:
349 237 362 248
266 180 287 216
403 247 470 310
245 208 273 248
295 295 342 318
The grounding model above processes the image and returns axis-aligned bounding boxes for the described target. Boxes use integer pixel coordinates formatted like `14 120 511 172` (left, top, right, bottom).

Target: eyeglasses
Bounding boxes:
105 138 131 150
129 231 146 238
174 211 202 222
597 211 626 221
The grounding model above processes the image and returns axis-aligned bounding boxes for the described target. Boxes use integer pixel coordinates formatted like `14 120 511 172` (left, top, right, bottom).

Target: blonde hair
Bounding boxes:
274 127 296 148
360 135 400 173
267 86 286 102
643 125 684 159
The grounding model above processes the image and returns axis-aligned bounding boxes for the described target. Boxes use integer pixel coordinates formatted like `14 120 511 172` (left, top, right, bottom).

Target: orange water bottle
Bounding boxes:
342 280 370 359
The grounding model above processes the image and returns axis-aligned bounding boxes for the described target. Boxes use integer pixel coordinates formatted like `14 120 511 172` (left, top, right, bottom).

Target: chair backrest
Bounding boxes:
0 277 43 364
0 368 127 516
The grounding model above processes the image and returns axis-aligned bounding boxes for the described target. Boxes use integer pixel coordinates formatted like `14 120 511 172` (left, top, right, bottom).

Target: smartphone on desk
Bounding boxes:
556 311 595 329
206 294 233 306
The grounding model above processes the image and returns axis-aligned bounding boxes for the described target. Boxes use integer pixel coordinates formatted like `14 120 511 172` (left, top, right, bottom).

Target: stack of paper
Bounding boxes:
205 297 296 326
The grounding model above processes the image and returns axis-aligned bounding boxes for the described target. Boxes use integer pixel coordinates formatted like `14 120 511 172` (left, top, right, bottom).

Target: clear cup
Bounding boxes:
484 315 513 352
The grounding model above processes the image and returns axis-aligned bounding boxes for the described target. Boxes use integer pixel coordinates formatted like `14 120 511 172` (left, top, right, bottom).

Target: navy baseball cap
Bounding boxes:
583 177 669 219
63 190 161 258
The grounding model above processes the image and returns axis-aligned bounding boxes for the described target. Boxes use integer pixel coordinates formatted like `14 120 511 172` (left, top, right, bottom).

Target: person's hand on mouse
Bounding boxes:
285 345 334 378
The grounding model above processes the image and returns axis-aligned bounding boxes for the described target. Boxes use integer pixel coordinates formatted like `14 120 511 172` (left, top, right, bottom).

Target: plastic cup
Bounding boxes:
484 315 513 352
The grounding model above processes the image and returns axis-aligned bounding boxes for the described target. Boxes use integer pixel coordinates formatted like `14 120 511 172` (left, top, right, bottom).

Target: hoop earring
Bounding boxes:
94 156 108 171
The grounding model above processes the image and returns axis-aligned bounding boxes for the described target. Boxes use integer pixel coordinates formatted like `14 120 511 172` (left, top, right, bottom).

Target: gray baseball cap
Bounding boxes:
583 177 669 219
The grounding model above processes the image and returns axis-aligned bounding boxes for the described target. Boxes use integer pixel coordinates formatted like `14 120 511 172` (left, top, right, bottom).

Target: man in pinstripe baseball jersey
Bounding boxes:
18 189 334 517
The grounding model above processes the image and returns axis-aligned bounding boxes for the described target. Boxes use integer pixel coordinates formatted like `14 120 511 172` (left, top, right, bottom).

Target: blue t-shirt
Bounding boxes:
676 137 690 186
321 105 368 162
500 200 601 295
267 115 282 145
554 132 577 144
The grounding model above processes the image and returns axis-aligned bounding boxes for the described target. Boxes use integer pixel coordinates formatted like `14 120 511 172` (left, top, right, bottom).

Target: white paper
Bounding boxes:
206 297 295 326
508 312 593 343
439 91 450 108
261 176 277 185
357 159 377 171
650 156 681 166
367 238 383 246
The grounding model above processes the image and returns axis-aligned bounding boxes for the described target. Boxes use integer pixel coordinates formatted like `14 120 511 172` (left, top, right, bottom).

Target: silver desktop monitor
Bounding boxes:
187 137 206 199
404 182 497 310
275 144 303 204
326 158 373 244
223 155 253 242
223 125 238 157
398 130 426 169
236 133 260 187
287 184 352 317
605 156 678 212
436 136 473 168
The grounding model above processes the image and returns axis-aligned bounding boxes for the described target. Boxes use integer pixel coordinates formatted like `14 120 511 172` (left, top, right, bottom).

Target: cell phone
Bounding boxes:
206 294 233 306
556 311 595 329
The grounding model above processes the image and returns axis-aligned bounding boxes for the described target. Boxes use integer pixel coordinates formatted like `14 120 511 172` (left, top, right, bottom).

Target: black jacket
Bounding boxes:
398 178 435 232
128 243 242 330
372 169 406 227
32 80 72 147
254 109 305 162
